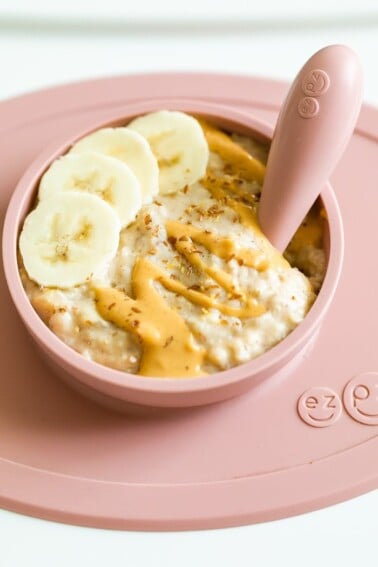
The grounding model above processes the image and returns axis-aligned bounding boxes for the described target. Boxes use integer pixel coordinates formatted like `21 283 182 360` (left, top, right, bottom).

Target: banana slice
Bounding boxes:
19 192 120 288
39 152 142 229
128 111 209 195
70 128 159 204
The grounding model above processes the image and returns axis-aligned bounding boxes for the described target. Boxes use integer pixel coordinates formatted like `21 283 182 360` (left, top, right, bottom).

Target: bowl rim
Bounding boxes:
2 99 344 398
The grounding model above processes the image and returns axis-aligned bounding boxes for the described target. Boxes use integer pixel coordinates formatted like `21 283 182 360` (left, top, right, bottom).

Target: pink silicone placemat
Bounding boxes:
0 73 377 530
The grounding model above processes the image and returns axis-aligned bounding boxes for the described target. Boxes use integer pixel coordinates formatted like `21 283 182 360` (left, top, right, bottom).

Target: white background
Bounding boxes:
0 1 377 565
0 0 378 105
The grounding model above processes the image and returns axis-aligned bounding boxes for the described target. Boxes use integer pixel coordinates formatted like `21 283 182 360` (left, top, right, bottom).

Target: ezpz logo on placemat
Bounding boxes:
297 373 378 427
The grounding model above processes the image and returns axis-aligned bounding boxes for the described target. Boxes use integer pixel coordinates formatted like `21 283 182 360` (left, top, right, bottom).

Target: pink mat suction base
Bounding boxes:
0 73 377 530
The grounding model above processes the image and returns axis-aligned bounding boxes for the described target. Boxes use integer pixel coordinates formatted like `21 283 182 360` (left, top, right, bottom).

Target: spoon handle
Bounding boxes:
258 44 363 252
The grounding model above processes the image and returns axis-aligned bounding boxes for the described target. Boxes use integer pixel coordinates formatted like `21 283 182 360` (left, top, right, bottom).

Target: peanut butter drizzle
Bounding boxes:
286 202 325 254
95 171 295 377
198 119 266 185
166 220 269 271
155 263 265 318
95 220 267 377
202 173 290 270
95 259 205 378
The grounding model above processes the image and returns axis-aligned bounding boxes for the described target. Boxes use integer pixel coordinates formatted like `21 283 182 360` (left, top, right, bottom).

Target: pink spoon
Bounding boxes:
258 44 363 252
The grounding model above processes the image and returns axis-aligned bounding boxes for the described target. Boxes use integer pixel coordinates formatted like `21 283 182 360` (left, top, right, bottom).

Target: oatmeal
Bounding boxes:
19 111 326 378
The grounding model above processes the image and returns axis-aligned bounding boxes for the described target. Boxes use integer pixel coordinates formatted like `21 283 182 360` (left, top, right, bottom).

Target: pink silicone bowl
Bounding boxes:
2 99 344 412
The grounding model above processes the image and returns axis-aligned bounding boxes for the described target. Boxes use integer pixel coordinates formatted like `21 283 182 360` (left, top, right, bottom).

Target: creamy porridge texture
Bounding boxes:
19 111 326 378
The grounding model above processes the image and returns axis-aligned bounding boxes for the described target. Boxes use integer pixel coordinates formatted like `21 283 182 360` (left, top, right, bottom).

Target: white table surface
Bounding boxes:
0 3 377 565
